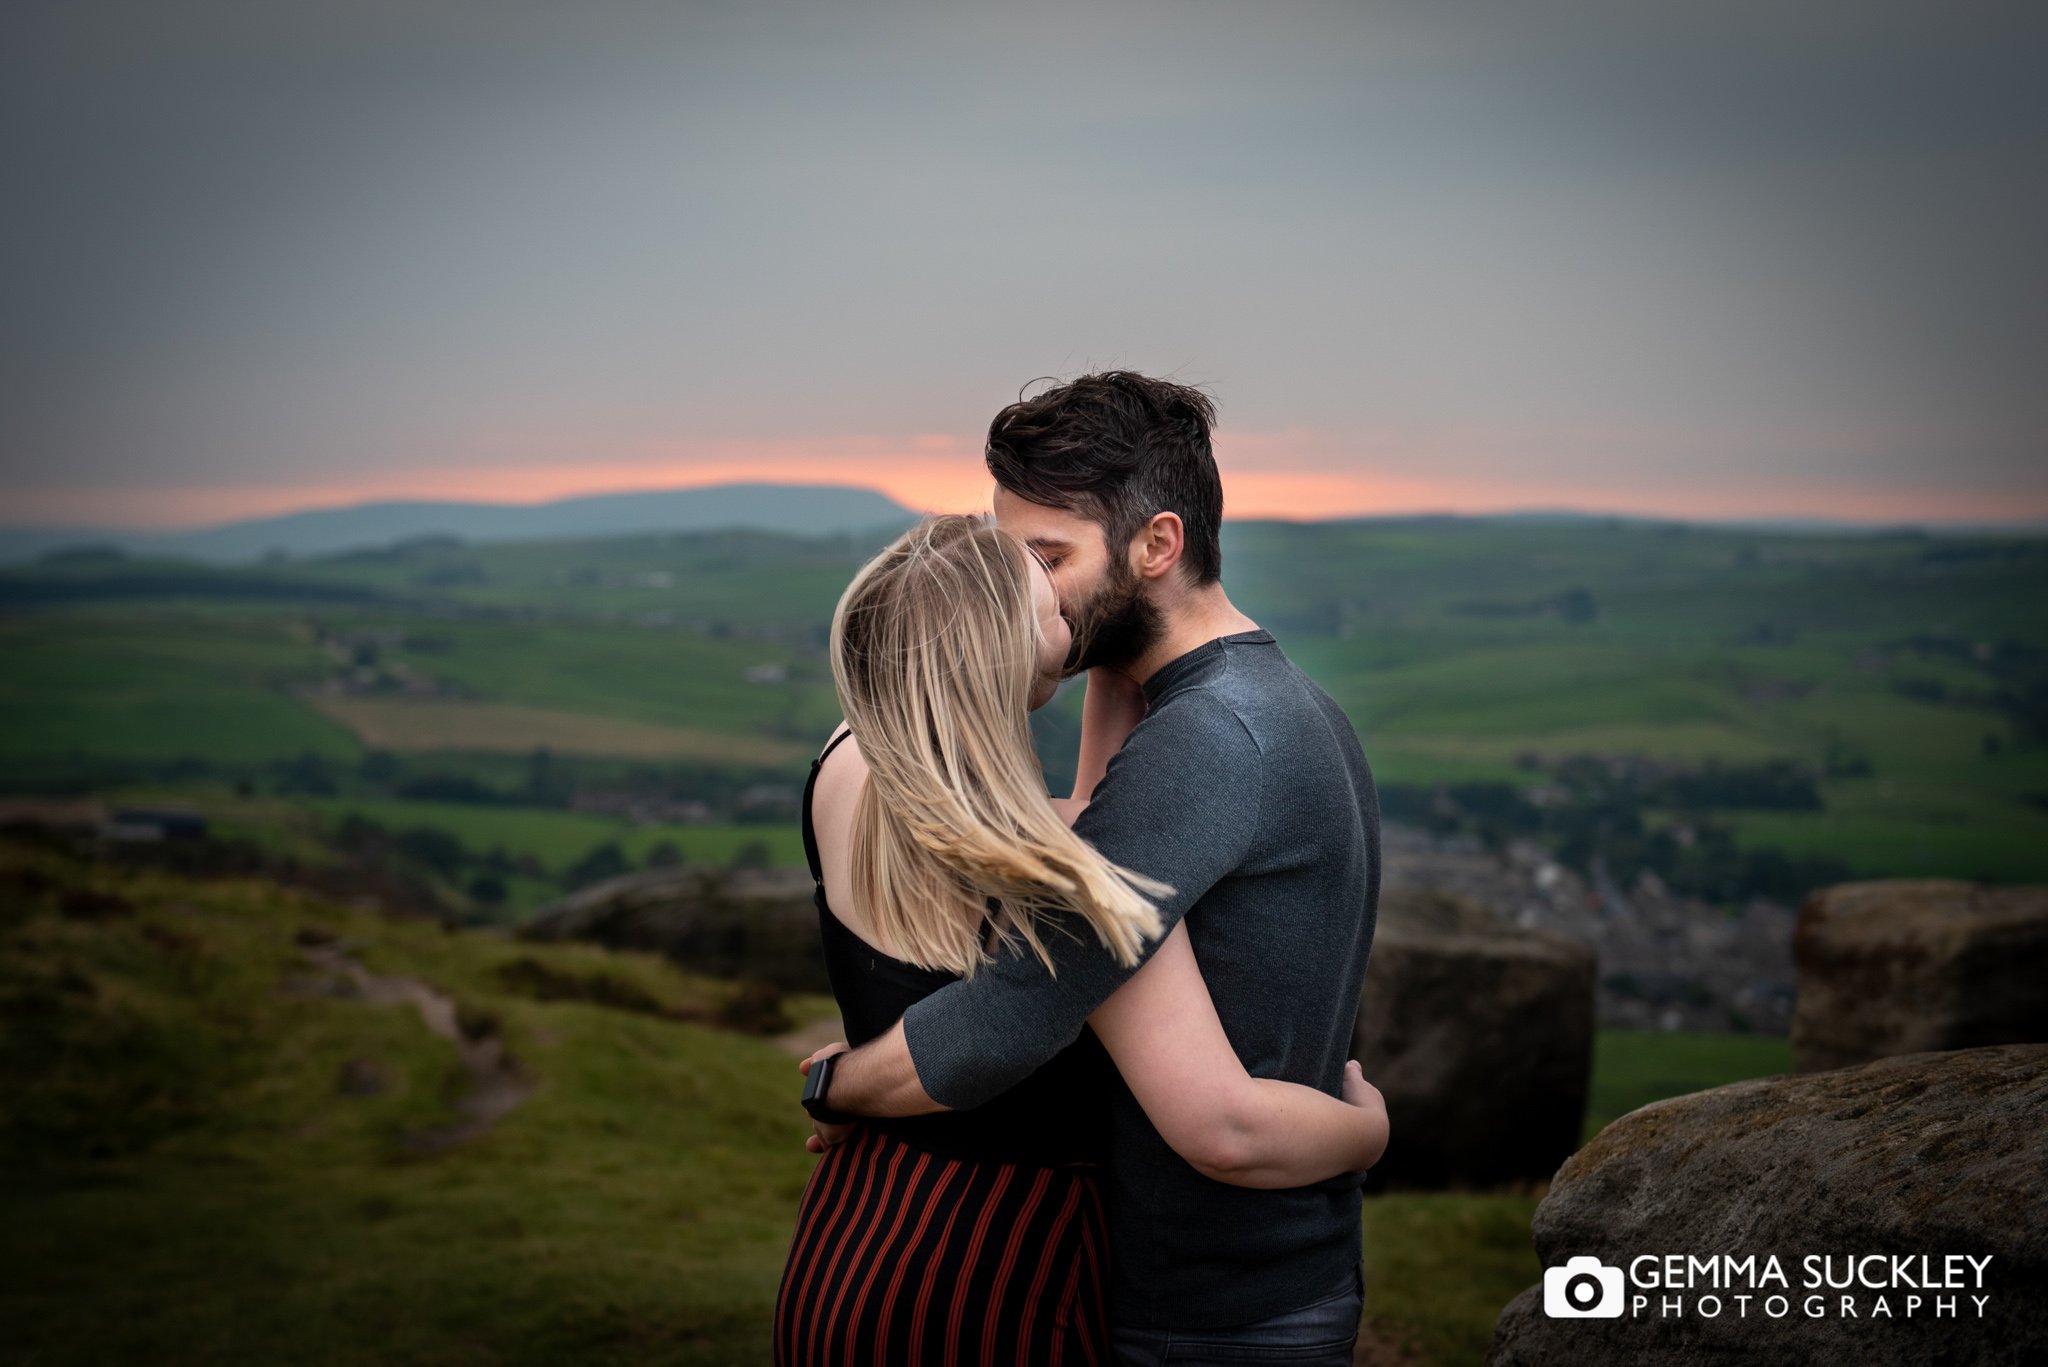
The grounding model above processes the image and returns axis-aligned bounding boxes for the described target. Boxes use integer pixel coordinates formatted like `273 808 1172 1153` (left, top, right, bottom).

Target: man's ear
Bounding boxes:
1130 511 1185 583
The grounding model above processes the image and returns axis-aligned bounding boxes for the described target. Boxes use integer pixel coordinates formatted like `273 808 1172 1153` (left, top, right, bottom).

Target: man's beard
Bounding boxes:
1062 556 1164 675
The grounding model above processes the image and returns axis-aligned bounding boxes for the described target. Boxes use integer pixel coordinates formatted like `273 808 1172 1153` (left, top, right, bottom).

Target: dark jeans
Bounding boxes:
1109 1263 1364 1365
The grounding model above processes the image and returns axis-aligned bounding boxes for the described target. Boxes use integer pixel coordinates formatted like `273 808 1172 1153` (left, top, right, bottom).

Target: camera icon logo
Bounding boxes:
1543 1256 1625 1318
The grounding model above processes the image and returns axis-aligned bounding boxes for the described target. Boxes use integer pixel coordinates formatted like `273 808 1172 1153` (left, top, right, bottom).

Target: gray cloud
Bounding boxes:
2 0 2042 514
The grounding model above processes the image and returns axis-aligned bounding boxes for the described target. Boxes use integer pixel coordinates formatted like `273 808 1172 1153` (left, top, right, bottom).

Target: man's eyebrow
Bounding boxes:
1024 536 1072 556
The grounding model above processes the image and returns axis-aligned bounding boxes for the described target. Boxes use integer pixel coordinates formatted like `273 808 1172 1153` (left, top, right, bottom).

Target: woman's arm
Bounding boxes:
1054 738 1387 1188
1050 668 1148 822
1087 921 1390 1189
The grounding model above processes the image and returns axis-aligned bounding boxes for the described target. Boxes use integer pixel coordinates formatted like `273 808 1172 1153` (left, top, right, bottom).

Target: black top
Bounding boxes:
801 726 1111 1168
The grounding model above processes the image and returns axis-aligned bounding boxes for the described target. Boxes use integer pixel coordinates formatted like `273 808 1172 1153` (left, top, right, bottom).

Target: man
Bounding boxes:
808 371 1382 1363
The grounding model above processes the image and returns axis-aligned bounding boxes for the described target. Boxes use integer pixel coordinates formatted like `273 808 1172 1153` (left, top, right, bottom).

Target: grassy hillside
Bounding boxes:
0 836 1828 1366
0 832 821 1364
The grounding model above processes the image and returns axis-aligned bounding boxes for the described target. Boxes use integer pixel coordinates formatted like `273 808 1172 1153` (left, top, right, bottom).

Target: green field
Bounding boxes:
117 789 811 918
4 518 2045 902
1583 1029 1794 1141
277 526 888 633
1363 1191 1544 1365
327 615 837 741
0 606 839 765
0 835 1815 1367
0 611 358 764
295 796 806 871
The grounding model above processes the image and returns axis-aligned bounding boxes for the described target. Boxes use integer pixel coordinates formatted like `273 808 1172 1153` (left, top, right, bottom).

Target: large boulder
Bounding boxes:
1352 888 1596 1189
1488 1043 2048 1366
1792 880 2048 1073
522 865 830 993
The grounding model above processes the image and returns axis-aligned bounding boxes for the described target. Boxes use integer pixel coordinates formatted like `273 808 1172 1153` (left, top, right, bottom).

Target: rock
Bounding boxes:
1792 880 2048 1073
1488 1043 2048 1366
523 865 830 993
1352 888 1596 1189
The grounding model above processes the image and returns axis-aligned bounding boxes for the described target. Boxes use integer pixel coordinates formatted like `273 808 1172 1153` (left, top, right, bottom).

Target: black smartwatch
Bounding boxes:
801 1052 857 1125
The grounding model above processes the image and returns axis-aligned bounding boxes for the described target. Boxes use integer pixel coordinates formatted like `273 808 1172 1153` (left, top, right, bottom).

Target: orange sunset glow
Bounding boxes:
11 427 2044 533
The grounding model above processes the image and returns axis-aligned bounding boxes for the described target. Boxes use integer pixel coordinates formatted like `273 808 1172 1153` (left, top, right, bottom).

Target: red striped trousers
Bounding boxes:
773 1125 1110 1366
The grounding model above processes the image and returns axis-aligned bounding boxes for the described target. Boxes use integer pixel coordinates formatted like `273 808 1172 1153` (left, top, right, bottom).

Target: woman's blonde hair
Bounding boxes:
828 513 1169 976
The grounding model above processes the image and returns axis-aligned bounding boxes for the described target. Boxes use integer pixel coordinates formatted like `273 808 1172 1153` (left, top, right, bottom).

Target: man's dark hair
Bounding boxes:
985 371 1224 586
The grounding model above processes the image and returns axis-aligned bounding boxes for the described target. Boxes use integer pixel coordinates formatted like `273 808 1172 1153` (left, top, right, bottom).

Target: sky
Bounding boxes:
3 0 2044 530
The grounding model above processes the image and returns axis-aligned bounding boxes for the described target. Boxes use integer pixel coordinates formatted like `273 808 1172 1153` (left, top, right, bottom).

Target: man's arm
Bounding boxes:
825 689 1263 1116
806 1018 945 1120
825 670 1151 1120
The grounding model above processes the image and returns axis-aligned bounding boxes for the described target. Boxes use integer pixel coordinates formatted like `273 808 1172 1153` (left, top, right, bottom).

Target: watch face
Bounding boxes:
802 1054 833 1113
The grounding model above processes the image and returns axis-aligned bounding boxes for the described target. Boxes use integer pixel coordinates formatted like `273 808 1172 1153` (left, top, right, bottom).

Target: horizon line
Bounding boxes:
5 473 2047 538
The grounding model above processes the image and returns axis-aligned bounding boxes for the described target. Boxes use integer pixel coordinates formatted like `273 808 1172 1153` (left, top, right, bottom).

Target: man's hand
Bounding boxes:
798 1042 857 1154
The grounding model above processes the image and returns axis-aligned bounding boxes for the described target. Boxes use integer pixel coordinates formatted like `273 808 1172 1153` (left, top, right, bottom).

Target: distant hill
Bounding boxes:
9 490 2043 567
0 482 918 564
1325 509 2048 537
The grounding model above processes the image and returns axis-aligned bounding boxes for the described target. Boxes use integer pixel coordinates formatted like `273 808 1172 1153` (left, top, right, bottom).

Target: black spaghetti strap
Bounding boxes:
800 727 856 885
814 726 856 767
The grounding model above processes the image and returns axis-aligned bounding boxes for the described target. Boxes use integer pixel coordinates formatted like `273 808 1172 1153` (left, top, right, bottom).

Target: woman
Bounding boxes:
772 515 1387 1366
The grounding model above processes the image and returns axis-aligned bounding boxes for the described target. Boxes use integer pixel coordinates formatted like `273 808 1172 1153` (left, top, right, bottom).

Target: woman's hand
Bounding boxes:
798 1042 857 1154
1340 1061 1390 1169
1341 1060 1381 1110
1070 668 1147 807
1084 666 1147 737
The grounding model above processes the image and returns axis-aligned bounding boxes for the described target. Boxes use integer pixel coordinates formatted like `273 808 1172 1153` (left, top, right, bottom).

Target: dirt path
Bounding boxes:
770 1013 847 1061
292 939 535 1153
